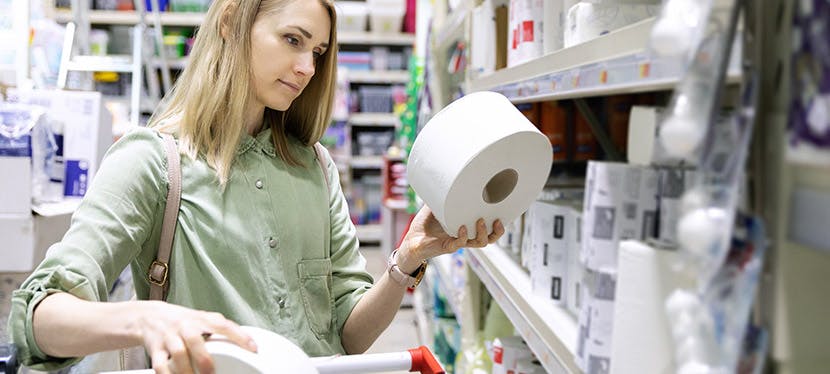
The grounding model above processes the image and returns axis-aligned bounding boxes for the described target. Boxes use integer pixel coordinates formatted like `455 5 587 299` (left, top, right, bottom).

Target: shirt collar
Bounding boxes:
238 127 277 157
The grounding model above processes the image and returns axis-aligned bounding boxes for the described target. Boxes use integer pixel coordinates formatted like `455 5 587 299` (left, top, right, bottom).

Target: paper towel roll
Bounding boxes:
609 240 694 374
408 91 553 240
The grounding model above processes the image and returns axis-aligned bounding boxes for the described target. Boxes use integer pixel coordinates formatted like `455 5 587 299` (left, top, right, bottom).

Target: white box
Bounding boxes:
656 168 698 244
565 206 583 317
581 161 659 271
575 267 616 373
0 201 76 272
627 106 659 166
0 156 31 214
7 89 113 197
367 0 405 34
335 1 368 32
529 201 573 305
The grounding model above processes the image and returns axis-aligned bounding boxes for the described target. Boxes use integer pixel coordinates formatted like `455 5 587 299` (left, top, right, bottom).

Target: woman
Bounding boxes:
7 0 503 373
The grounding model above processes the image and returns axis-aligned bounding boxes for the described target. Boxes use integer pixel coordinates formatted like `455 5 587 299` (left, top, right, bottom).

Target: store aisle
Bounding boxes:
360 248 422 374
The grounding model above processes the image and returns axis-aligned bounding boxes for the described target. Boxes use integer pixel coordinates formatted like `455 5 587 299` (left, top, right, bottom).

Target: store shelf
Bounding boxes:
467 244 579 374
431 254 463 325
54 10 205 26
384 198 408 211
151 57 188 70
339 31 415 46
347 70 409 84
350 156 384 169
356 223 382 242
348 112 399 127
469 17 742 103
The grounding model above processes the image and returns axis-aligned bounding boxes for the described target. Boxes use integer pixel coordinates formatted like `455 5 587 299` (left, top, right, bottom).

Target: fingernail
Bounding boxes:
248 340 258 352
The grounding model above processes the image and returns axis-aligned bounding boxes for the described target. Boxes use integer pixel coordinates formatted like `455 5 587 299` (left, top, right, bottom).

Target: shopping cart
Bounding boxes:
1 336 445 374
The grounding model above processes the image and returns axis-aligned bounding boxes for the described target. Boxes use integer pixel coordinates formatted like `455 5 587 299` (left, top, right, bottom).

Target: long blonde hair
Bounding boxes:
151 0 338 184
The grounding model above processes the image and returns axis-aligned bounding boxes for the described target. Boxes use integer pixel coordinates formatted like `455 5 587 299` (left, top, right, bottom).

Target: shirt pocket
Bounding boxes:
297 258 335 339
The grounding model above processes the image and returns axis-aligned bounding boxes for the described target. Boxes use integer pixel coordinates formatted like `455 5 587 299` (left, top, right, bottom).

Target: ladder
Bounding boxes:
57 0 172 127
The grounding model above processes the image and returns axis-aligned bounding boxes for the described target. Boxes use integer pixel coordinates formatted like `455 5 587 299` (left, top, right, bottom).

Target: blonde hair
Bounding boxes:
151 0 338 184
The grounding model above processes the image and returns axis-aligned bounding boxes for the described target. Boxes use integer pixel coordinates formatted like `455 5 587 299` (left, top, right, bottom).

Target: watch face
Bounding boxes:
412 262 427 288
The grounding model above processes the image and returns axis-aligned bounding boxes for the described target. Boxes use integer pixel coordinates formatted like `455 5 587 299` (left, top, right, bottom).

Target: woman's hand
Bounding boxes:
135 301 258 374
396 206 505 272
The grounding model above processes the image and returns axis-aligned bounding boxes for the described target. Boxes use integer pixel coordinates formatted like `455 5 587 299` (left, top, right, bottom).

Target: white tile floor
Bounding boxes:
360 248 423 374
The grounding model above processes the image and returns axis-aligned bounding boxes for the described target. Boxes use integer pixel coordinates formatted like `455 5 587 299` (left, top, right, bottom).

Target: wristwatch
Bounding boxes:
387 249 427 288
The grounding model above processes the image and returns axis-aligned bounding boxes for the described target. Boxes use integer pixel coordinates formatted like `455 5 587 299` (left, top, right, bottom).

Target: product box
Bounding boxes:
529 200 581 307
492 336 534 374
0 156 31 214
565 207 583 317
0 201 75 272
656 168 698 244
581 161 659 271
539 101 567 161
7 89 113 197
626 105 659 166
575 267 616 373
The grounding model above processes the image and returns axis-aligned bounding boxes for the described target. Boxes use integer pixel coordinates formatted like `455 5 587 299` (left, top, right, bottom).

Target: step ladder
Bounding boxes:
56 0 172 127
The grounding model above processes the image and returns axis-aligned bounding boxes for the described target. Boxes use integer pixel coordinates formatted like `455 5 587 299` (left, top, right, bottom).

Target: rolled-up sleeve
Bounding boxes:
320 146 373 337
6 127 166 370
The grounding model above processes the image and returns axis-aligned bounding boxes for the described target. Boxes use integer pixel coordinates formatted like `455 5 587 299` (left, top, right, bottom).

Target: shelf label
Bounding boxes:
639 62 650 78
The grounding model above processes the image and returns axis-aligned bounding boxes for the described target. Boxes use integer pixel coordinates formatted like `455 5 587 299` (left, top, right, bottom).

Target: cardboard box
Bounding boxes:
7 89 113 197
0 201 76 272
539 101 567 161
581 161 659 271
575 268 617 373
0 156 31 214
566 207 584 317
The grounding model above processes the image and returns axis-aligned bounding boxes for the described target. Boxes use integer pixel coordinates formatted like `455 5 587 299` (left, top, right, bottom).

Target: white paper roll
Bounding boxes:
609 240 694 374
408 91 553 239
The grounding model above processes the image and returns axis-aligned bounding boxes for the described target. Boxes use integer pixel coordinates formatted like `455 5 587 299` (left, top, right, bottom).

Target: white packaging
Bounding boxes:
492 336 534 374
471 0 497 77
564 2 660 48
657 168 698 244
335 1 368 32
515 358 546 374
627 106 660 166
0 202 75 272
575 267 616 374
609 240 695 374
581 161 659 271
542 0 564 54
565 206 583 317
0 157 31 214
7 89 113 198
508 0 545 67
530 200 581 306
367 0 406 34
407 92 552 240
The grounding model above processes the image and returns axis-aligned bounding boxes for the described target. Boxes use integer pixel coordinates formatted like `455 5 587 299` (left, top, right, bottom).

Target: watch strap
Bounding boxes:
387 249 427 288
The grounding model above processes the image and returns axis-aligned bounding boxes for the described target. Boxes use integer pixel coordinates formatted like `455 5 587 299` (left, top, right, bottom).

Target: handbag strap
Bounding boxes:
148 133 182 301
313 143 330 194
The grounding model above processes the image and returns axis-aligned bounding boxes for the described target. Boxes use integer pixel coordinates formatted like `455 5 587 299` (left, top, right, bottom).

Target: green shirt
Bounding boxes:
7 127 373 370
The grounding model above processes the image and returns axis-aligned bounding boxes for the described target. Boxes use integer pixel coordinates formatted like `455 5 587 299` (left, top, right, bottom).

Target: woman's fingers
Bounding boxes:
181 325 214 374
150 344 172 374
202 312 258 353
488 219 505 244
165 332 194 374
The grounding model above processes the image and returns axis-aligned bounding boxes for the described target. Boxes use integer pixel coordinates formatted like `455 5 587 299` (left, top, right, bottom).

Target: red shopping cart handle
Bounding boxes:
408 346 445 374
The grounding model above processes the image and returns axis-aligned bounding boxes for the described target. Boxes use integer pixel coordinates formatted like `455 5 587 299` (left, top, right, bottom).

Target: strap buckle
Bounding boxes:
148 261 169 287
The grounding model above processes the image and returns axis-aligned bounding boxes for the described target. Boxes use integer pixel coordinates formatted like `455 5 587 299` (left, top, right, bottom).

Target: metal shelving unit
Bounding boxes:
356 223 382 243
469 18 742 103
348 112 399 127
347 70 409 84
467 245 579 373
55 9 205 26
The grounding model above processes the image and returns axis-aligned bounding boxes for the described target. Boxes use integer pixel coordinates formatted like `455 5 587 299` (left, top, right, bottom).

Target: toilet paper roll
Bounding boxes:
543 0 564 55
609 240 694 374
408 91 553 240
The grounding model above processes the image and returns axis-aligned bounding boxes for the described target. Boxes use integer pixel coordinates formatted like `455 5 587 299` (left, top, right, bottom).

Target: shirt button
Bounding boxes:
278 297 286 309
255 179 263 189
268 237 277 248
